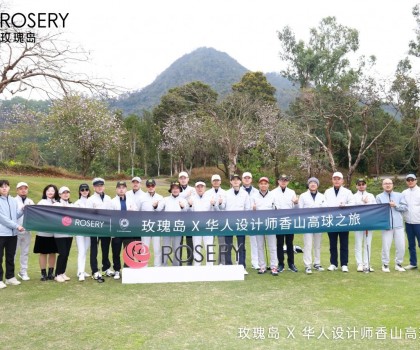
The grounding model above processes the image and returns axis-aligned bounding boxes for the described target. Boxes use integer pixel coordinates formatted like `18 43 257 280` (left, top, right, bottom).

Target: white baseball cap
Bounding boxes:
195 181 206 187
211 174 221 181
59 186 70 194
332 172 344 179
131 176 142 183
178 171 189 178
16 182 28 189
242 172 252 178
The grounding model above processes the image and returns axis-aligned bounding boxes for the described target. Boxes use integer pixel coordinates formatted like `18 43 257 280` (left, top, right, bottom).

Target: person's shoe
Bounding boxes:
18 273 30 281
369 266 374 272
54 275 65 283
114 271 121 280
243 269 249 275
404 264 417 270
104 269 115 277
257 268 266 274
40 274 47 281
5 277 21 286
305 267 312 275
62 274 71 281
327 264 337 271
278 264 284 273
288 264 298 272
342 265 349 273
271 267 278 276
47 273 54 281
357 264 364 272
92 272 105 283
313 264 324 271
0 281 7 289
83 272 91 277
252 264 260 270
382 264 390 272
78 273 85 282
395 264 406 272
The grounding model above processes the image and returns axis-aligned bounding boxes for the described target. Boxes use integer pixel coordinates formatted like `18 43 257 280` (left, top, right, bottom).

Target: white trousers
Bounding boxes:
354 230 373 266
76 236 91 275
303 233 322 268
250 235 259 268
142 236 162 267
162 236 182 266
381 228 405 265
192 236 215 266
15 231 31 275
256 235 277 269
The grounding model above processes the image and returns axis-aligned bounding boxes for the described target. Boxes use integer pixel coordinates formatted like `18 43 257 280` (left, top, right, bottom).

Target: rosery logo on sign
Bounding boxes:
61 216 105 229
61 216 72 227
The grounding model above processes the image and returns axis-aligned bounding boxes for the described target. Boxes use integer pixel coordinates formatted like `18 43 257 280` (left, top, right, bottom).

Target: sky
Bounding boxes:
4 0 420 99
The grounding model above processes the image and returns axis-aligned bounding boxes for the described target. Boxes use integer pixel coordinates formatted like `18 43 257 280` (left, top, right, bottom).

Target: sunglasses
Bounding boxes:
406 178 416 182
80 188 90 192
146 184 156 188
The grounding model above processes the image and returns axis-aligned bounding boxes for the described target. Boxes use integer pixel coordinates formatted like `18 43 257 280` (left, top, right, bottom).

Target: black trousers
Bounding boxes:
328 231 349 267
90 237 111 274
55 237 73 275
111 237 123 271
180 236 194 265
0 235 18 280
276 234 294 265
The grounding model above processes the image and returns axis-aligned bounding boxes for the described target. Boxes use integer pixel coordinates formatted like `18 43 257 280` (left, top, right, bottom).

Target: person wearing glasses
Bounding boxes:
376 178 408 272
139 179 163 266
74 184 91 281
402 174 420 270
353 178 376 272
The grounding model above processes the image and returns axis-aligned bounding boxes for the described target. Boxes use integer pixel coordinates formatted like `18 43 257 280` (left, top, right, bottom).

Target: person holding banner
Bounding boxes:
74 183 91 281
224 174 251 274
126 176 144 209
86 178 112 283
298 177 327 275
53 186 74 283
157 181 188 266
324 172 355 273
376 178 408 272
34 184 59 281
15 182 35 281
252 177 278 275
178 171 195 266
353 178 376 272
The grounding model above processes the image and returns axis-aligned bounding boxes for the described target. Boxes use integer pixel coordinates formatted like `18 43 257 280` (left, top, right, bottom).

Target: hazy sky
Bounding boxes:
6 0 420 98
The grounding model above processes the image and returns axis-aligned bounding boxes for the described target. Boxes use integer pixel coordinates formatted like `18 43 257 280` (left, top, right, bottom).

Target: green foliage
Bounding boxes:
232 71 277 104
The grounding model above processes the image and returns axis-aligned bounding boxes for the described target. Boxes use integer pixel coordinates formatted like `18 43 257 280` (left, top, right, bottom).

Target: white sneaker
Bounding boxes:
327 264 337 271
78 273 85 282
54 274 65 283
244 269 249 275
62 274 71 281
395 264 406 272
84 272 91 277
0 281 7 289
342 265 349 272
305 267 312 274
114 271 121 280
104 269 115 277
357 264 364 272
369 266 374 272
6 277 21 285
18 273 30 281
382 264 390 273
404 264 417 270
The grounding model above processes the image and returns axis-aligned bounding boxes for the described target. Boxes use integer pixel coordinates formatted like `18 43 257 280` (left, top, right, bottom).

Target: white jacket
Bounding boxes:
272 187 298 209
86 192 112 210
74 196 89 208
15 195 34 227
188 192 218 212
402 185 420 224
225 188 251 211
353 190 376 206
205 187 226 210
110 195 138 211
126 189 145 208
53 199 73 238
138 192 163 212
324 186 355 207
157 195 188 212
252 190 275 210
298 190 327 208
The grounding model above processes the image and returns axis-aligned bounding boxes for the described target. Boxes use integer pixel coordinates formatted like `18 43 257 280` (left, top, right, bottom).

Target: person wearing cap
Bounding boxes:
252 177 278 275
0 179 25 289
324 171 355 272
110 181 138 280
224 174 251 274
86 178 112 282
376 178 408 272
74 184 92 281
206 174 227 264
353 178 376 272
126 176 144 209
15 182 35 281
156 181 188 266
34 184 59 281
242 172 259 270
402 174 420 270
272 174 299 273
139 179 163 267
188 180 218 266
178 171 195 266
298 177 327 274
52 186 74 283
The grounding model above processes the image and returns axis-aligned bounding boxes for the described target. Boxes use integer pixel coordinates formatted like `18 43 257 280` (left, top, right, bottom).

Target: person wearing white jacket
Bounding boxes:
298 177 327 274
324 172 355 272
15 182 34 281
353 178 376 272
73 183 91 281
126 176 144 209
156 181 188 266
178 171 195 266
86 178 112 282
402 173 420 270
252 177 278 275
188 180 218 266
139 179 163 267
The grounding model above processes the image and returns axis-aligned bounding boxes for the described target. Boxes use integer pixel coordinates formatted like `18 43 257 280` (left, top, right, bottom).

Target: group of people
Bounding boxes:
0 170 419 288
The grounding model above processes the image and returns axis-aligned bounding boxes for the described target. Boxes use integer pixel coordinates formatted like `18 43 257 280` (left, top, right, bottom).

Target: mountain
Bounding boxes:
110 47 299 115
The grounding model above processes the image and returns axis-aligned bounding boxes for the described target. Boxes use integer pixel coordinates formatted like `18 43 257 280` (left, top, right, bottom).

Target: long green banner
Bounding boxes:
23 204 391 237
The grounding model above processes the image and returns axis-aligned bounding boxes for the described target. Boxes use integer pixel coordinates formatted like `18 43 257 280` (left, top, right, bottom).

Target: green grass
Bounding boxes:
1 174 420 349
